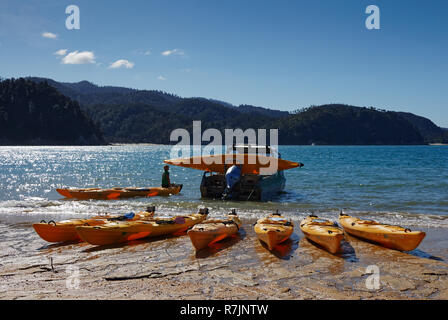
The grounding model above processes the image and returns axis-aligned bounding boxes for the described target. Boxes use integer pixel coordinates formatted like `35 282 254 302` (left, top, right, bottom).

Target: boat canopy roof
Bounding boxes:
226 144 280 157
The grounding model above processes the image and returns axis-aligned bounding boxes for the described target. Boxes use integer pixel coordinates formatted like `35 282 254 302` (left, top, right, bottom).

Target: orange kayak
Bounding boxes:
300 215 344 254
56 185 182 200
187 212 242 251
164 154 302 175
32 207 156 243
76 209 209 246
339 213 426 251
254 214 294 251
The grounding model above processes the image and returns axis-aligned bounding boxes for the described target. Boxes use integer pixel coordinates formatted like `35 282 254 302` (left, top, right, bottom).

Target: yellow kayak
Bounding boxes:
32 207 156 243
56 185 182 200
187 211 242 251
300 215 344 254
76 208 209 246
254 213 294 250
339 213 426 251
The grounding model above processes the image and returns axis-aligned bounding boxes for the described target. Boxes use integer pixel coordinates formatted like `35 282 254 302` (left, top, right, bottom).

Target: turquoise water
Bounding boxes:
0 145 447 228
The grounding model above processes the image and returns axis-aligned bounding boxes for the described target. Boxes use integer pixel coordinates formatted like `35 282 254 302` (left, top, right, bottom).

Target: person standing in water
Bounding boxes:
162 165 171 188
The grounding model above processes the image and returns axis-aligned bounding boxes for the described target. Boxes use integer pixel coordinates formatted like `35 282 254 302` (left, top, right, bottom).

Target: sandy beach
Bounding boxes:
1 219 447 300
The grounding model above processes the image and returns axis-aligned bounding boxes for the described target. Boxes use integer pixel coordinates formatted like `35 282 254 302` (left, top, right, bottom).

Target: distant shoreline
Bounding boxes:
110 143 165 146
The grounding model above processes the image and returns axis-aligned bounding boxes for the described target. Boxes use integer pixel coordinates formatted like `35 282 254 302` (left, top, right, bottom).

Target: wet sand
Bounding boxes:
0 219 447 300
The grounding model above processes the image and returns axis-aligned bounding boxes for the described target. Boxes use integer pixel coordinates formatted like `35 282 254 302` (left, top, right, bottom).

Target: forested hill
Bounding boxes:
0 78 105 145
26 77 291 119
2 77 447 145
395 112 448 144
84 99 273 144
276 105 425 145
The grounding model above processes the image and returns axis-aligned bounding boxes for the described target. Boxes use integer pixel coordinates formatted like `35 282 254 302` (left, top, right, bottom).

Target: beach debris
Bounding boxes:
104 265 227 281
38 257 58 273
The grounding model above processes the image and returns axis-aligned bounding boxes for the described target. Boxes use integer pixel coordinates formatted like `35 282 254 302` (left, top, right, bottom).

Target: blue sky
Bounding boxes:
1 0 447 126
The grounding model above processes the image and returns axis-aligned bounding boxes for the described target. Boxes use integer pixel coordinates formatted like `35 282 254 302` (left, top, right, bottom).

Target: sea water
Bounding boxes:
0 145 447 228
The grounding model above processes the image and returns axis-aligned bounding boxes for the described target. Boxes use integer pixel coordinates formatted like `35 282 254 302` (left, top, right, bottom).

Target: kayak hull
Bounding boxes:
77 224 150 245
187 216 242 251
56 185 182 200
33 223 82 242
76 213 207 246
300 217 344 254
33 218 113 243
33 211 155 243
339 215 425 251
254 216 294 251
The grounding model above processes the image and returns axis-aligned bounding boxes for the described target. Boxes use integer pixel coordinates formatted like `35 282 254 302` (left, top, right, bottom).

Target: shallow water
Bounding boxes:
0 145 447 228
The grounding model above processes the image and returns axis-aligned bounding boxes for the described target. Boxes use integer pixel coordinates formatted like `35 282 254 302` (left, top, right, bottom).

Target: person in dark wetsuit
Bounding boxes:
162 165 171 188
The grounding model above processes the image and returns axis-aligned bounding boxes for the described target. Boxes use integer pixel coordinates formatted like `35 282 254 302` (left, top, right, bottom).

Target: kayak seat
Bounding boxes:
155 220 175 225
222 220 240 230
108 212 135 221
356 219 378 225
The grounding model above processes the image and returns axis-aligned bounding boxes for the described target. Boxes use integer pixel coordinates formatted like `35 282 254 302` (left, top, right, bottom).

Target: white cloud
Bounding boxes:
108 59 135 69
42 32 57 39
62 51 96 64
157 76 166 80
161 48 185 56
54 49 68 56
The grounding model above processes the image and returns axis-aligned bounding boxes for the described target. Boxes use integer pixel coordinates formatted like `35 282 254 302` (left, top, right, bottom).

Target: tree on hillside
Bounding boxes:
0 78 105 145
